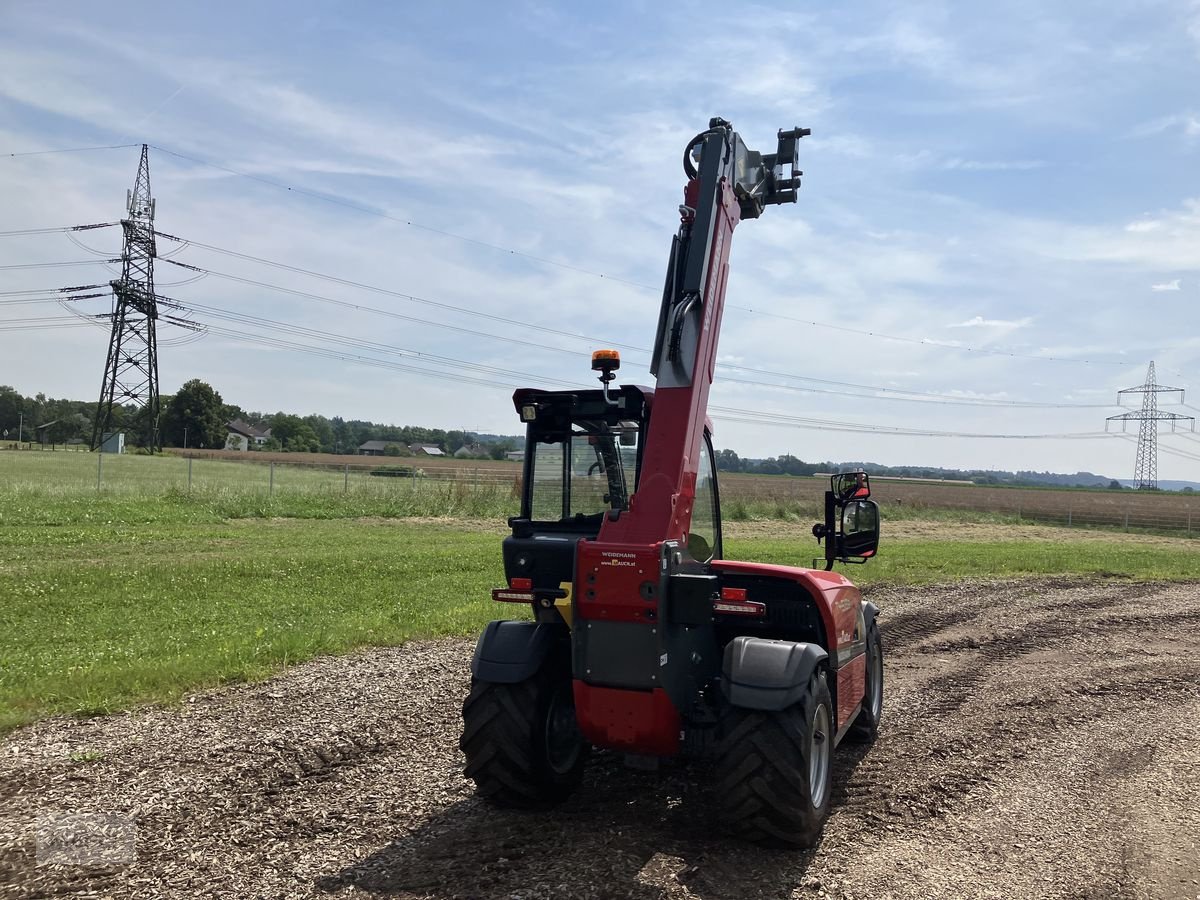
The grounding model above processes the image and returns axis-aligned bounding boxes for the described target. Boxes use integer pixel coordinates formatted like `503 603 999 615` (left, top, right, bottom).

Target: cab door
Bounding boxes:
688 431 722 562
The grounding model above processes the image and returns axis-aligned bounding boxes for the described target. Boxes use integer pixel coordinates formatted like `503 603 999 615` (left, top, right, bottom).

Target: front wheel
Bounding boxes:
715 671 834 848
848 622 883 741
460 665 588 808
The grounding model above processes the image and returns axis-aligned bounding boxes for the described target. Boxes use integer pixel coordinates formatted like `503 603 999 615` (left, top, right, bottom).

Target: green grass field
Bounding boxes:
3 450 1200 732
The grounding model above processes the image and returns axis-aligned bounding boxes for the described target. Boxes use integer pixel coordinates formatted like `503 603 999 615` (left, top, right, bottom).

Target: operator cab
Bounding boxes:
511 383 648 536
503 378 723 624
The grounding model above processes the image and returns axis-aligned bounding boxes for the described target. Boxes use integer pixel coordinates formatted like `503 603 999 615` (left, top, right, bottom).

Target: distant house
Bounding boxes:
505 450 525 462
453 442 487 459
225 419 272 451
358 440 408 457
411 444 445 457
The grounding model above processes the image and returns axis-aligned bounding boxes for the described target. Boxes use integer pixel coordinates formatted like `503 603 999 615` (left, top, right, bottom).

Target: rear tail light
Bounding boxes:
494 578 533 602
714 587 765 616
715 588 763 619
713 599 766 616
493 588 535 603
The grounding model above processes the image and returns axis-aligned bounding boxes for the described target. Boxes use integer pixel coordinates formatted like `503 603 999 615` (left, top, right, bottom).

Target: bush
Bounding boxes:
368 465 423 478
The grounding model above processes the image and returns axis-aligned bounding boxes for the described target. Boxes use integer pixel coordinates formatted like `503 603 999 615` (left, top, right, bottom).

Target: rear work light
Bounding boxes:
493 588 535 603
713 587 765 616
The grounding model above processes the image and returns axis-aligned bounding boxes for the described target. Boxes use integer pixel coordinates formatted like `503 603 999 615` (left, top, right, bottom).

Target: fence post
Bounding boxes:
1067 505 1072 528
1189 512 1192 537
96 451 102 490
344 463 349 493
188 457 193 492
270 462 275 496
1123 507 1129 530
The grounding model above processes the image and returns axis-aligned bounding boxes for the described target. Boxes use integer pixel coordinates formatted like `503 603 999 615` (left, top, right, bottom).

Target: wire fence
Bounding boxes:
3 446 1197 536
75 454 515 495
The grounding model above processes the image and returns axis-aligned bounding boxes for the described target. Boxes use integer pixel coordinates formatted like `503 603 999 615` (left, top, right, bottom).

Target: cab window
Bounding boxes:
688 438 719 561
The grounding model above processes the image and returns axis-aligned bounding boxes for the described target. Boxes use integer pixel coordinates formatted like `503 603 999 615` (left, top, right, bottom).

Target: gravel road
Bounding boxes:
3 577 1199 899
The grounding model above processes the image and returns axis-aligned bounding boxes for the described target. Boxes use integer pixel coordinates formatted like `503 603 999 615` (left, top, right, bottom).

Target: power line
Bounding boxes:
725 304 1149 368
169 296 582 390
0 259 121 270
0 284 106 297
133 304 1127 441
710 407 1114 440
147 144 656 291
151 237 1119 410
5 149 1189 374
0 222 118 237
159 256 592 358
2 144 141 158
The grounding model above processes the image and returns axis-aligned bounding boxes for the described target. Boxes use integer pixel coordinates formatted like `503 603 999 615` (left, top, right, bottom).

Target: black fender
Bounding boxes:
720 636 829 711
470 620 565 683
862 600 880 637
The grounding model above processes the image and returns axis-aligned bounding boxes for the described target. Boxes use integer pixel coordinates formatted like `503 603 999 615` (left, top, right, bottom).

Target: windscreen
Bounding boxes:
526 420 640 522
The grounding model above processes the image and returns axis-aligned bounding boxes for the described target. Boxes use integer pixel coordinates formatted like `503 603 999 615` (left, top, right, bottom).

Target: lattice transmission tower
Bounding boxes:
1106 361 1194 490
91 144 160 451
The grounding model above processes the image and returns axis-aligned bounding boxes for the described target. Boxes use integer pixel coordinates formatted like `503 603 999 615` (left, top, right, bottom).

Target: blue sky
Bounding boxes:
1 0 1199 476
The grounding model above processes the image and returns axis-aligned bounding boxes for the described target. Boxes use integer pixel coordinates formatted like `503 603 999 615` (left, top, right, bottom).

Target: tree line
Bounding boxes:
0 381 519 458
1 379 1130 487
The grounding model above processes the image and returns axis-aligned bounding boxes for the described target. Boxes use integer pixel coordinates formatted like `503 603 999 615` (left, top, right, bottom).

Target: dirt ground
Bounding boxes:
2 578 1199 900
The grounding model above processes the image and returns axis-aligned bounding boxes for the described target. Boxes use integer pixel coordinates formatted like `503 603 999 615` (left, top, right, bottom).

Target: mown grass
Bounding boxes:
725 535 1200 584
3 450 1200 732
0 517 507 732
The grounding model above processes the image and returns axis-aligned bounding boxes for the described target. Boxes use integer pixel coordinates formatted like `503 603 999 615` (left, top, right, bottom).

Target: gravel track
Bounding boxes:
2 578 1199 899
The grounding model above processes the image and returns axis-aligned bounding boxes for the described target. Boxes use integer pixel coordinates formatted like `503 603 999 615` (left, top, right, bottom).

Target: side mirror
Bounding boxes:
813 474 880 569
832 471 870 502
838 500 880 559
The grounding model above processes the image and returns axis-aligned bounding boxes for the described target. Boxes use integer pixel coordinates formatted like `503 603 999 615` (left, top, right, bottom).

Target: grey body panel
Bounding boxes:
721 635 828 711
471 620 563 683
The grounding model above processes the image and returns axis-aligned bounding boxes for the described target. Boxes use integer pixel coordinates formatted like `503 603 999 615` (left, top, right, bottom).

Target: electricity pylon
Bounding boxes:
1106 361 1194 490
91 145 160 450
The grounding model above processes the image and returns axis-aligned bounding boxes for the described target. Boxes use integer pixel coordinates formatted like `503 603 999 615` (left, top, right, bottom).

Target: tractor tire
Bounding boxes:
715 670 834 848
460 665 588 808
847 622 884 742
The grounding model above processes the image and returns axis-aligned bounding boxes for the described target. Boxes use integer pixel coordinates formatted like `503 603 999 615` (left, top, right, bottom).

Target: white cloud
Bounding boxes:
948 316 1034 330
1151 279 1182 291
1128 111 1200 141
942 157 1046 171
1125 219 1161 233
3 3 1200 479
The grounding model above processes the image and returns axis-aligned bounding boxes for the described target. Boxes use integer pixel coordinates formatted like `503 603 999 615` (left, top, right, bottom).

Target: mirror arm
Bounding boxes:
822 489 837 571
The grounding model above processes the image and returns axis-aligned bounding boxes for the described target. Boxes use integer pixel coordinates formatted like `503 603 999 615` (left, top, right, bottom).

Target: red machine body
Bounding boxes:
463 119 883 846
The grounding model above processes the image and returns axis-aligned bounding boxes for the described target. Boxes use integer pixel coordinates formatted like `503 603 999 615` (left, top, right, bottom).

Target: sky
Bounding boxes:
1 0 1199 478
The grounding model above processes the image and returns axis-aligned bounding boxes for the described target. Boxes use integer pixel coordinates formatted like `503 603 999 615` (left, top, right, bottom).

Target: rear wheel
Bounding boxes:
715 671 833 848
460 664 588 807
848 622 883 741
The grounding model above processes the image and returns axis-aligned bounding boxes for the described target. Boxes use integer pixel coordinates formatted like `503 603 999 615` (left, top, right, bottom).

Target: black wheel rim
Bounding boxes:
544 683 583 775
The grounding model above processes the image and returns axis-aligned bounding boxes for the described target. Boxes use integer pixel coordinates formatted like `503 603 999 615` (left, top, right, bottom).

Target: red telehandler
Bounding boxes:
461 118 882 847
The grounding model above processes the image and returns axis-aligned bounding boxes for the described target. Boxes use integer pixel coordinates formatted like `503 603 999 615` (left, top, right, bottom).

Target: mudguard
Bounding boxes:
721 636 829 711
470 620 563 683
862 600 880 636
